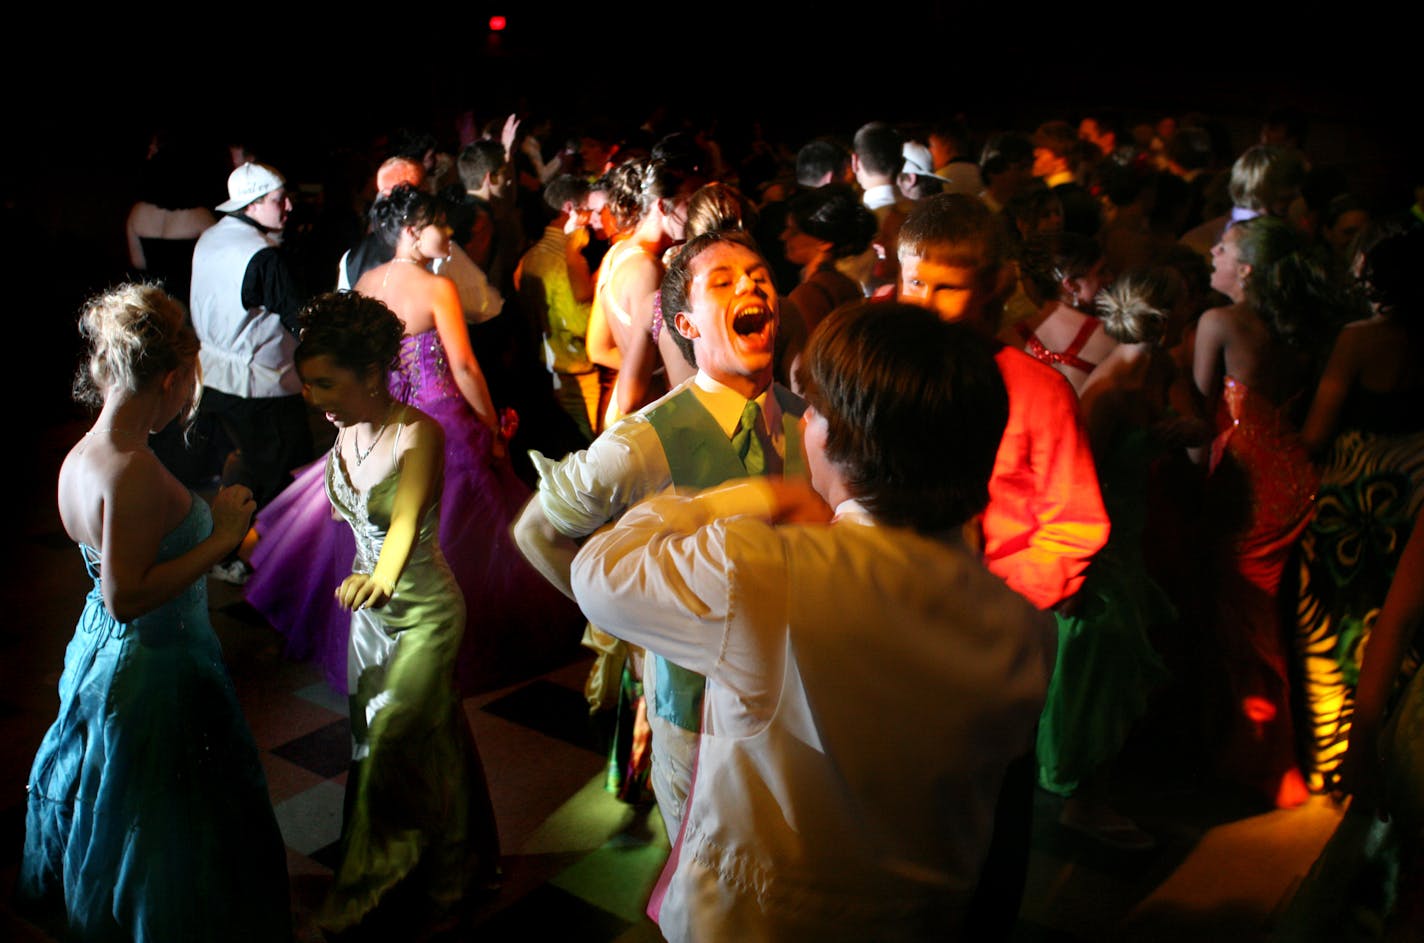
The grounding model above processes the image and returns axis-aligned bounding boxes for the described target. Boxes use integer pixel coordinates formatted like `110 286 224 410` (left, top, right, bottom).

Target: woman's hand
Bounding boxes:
336 573 393 611
501 113 520 161
210 485 257 551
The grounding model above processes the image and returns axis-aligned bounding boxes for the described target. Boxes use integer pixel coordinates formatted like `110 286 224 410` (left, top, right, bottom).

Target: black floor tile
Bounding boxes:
270 718 352 778
309 839 344 872
480 680 610 755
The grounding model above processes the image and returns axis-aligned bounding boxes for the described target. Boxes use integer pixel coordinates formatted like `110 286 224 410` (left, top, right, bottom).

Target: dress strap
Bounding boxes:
1061 317 1100 363
1024 318 1100 374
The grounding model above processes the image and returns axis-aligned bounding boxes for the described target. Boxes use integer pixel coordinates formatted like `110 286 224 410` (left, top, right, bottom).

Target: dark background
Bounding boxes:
7 7 1415 434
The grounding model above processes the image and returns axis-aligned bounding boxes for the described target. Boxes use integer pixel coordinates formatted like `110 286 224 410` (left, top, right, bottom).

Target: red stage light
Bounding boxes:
489 15 506 30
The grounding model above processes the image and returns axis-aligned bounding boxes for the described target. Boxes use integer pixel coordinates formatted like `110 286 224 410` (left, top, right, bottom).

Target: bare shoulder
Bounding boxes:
59 441 180 547
616 248 661 288
396 406 444 454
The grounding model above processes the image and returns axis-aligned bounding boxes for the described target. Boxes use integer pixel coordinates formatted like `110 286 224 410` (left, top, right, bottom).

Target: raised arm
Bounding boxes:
512 498 581 600
572 480 781 676
338 417 444 610
513 418 669 596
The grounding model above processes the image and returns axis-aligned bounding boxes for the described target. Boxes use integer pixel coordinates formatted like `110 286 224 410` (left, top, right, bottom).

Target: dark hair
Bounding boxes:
796 139 851 187
1167 127 1213 172
980 133 1034 181
640 156 699 210
1004 188 1063 237
1235 216 1337 348
853 122 903 178
457 140 507 191
898 193 1007 283
295 291 405 375
899 173 944 201
660 230 762 369
1019 232 1103 301
928 120 970 155
1322 193 1367 231
543 174 590 214
1360 228 1424 322
392 129 437 162
1053 183 1103 237
650 132 705 179
371 183 440 248
801 301 1008 532
788 184 876 259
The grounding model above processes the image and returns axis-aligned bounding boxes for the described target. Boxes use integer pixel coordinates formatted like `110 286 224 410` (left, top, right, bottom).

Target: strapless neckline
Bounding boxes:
79 490 201 579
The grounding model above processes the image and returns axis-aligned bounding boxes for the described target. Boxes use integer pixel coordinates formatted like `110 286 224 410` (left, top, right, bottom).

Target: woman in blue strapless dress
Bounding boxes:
18 284 290 942
245 185 579 695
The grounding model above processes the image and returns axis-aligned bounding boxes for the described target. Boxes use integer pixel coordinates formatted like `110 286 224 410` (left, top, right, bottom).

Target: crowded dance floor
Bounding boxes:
2 14 1419 942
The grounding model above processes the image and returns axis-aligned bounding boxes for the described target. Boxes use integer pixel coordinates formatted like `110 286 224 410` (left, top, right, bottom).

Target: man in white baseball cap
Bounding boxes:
190 161 310 580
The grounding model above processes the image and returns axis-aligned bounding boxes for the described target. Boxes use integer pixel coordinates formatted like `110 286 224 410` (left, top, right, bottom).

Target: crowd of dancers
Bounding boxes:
14 107 1424 940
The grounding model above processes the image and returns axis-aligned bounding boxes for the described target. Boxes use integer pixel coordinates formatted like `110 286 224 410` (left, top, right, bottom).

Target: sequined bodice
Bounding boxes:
324 421 443 575
78 491 211 641
387 330 460 409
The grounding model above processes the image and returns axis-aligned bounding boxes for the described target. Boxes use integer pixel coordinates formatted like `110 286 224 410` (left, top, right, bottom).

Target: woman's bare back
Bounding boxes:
355 262 442 335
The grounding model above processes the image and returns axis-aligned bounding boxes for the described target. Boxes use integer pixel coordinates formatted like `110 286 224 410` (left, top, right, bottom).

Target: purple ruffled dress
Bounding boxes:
246 329 581 694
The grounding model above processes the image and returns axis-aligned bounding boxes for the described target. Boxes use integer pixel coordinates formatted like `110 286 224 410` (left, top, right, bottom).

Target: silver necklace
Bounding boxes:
351 404 393 466
381 255 423 289
86 427 149 441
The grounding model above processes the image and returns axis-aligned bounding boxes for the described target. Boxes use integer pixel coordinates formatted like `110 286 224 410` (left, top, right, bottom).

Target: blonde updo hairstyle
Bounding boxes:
1095 268 1177 345
75 283 197 407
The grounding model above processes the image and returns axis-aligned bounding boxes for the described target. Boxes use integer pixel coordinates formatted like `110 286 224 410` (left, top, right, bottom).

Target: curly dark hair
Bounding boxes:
371 183 441 248
295 291 404 376
788 184 876 260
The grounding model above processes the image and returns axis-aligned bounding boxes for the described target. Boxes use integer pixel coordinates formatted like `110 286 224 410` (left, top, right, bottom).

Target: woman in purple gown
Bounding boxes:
247 185 579 693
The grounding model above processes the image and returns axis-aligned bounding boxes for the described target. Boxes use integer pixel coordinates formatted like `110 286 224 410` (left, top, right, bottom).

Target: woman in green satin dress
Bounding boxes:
295 292 499 937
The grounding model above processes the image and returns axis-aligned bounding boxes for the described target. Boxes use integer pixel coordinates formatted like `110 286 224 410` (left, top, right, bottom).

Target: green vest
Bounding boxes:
641 384 806 731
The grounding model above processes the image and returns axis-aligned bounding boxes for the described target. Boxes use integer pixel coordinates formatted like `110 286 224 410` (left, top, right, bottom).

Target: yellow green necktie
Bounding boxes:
731 399 765 475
